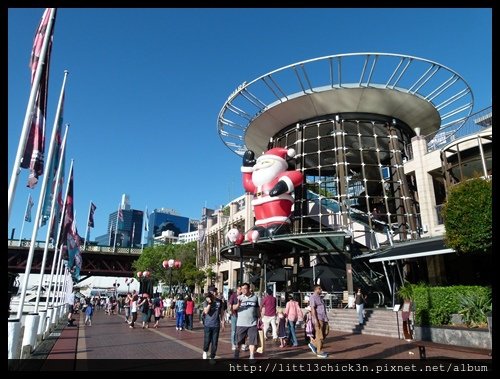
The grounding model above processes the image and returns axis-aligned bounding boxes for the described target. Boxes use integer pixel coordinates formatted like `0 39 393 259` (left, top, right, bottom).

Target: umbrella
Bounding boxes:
298 265 345 280
250 267 296 282
267 267 295 282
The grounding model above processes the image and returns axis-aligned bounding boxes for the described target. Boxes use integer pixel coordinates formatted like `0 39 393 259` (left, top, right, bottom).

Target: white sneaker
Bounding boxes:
202 351 208 359
241 344 248 351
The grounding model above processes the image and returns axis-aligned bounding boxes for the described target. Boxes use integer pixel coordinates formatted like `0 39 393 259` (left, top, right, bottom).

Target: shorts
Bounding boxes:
236 325 258 346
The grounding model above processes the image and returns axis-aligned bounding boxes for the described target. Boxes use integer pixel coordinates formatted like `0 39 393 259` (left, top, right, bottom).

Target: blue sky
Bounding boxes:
8 8 492 242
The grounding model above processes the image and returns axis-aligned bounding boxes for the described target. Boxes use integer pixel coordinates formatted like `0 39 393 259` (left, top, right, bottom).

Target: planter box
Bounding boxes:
414 325 491 349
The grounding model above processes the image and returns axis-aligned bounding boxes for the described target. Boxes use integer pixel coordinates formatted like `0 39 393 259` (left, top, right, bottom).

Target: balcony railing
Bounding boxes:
8 239 142 254
425 106 492 153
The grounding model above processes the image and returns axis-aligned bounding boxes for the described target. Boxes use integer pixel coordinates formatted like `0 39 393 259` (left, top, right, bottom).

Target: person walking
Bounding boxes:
261 288 278 341
233 283 260 361
175 295 185 330
66 287 77 327
138 294 152 329
308 285 330 358
152 294 163 328
129 294 138 328
84 298 94 326
201 288 225 362
124 292 131 323
284 294 303 347
355 288 367 325
228 286 241 350
184 295 195 330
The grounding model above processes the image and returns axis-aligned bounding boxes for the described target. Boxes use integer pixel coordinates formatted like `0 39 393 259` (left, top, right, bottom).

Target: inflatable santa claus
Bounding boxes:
241 147 303 242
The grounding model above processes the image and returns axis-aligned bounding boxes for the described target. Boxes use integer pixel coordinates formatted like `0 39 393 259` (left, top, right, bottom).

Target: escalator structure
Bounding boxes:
306 190 410 251
305 190 394 303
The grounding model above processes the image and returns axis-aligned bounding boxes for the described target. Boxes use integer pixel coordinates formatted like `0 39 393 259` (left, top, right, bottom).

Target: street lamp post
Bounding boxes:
125 278 134 293
137 270 152 297
163 259 181 296
112 280 120 299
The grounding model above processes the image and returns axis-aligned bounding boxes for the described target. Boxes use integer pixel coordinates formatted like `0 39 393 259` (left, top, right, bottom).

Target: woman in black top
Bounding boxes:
355 288 366 325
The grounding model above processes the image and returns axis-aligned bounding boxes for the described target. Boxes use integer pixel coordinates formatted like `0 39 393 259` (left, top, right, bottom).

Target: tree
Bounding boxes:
442 177 492 254
132 242 206 294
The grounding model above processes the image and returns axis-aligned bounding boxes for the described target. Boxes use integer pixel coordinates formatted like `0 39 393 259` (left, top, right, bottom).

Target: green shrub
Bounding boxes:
458 290 492 327
442 178 492 254
412 284 491 326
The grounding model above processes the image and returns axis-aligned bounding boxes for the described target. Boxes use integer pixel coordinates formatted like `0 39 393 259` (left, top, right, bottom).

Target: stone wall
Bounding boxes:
414 326 491 349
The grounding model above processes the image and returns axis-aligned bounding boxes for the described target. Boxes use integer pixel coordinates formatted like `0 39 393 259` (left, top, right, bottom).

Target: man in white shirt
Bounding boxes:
66 287 76 326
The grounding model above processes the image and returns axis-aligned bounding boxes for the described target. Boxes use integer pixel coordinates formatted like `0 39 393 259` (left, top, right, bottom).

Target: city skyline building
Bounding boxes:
144 207 198 246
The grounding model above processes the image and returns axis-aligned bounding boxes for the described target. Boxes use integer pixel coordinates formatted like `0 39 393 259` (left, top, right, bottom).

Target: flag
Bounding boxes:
144 207 149 232
58 164 74 247
50 147 66 240
88 202 96 228
29 9 54 82
25 194 35 222
40 93 65 227
64 170 81 282
21 9 57 189
67 231 81 282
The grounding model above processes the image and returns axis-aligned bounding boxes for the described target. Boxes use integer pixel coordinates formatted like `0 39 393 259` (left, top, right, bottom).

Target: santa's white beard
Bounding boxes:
252 162 283 186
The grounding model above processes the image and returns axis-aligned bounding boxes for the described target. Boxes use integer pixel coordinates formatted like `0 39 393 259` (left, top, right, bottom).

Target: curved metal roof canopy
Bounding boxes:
218 52 474 156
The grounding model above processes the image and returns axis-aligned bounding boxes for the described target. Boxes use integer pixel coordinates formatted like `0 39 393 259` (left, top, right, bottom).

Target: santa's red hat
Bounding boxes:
258 147 296 164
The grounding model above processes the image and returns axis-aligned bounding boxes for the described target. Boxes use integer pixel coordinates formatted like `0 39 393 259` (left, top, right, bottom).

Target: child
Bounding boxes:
304 306 314 344
277 311 287 348
85 301 94 326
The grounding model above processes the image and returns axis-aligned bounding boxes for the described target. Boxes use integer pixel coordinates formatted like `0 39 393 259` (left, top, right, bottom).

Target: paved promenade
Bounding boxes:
13 307 492 371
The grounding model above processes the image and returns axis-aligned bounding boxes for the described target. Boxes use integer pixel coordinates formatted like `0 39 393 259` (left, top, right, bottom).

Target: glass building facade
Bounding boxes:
145 209 192 246
96 209 144 247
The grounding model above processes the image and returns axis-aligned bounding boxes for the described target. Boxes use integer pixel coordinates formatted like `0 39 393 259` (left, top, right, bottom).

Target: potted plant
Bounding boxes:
397 281 414 302
397 281 415 340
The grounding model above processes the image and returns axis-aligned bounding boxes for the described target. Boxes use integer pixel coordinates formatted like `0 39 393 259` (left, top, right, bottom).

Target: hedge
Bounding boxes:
411 284 491 326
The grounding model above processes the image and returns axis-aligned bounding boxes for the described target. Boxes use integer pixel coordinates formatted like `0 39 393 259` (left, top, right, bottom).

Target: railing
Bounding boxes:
425 106 492 153
8 239 142 254
270 291 344 311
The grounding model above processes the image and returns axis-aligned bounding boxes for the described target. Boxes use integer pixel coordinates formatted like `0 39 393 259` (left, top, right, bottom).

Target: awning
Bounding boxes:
220 231 348 262
368 236 455 263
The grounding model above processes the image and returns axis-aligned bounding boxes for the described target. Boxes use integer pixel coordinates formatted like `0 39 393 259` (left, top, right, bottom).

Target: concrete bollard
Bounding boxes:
37 310 47 344
8 319 22 359
51 305 59 329
59 304 66 320
21 313 40 358
45 307 54 336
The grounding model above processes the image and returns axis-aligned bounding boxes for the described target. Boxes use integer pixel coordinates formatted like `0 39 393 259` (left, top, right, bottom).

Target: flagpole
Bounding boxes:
34 123 69 313
113 203 120 251
15 138 68 322
83 201 92 251
45 159 73 310
8 8 57 221
19 194 32 244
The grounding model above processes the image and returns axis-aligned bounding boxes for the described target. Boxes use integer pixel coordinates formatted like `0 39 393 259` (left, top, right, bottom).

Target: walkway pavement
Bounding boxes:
14 307 492 371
